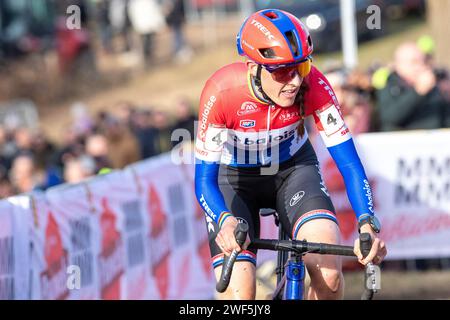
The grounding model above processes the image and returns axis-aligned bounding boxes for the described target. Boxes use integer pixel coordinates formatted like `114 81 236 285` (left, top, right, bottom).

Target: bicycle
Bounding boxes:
216 210 379 300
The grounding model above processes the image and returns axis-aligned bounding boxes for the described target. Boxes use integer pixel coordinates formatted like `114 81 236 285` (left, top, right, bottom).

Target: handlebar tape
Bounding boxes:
216 222 248 293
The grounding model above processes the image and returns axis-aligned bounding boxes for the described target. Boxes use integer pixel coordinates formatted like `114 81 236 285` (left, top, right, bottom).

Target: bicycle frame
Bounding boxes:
273 222 307 300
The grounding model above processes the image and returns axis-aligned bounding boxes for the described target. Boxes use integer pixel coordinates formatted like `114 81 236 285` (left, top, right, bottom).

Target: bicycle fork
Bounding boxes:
284 253 306 300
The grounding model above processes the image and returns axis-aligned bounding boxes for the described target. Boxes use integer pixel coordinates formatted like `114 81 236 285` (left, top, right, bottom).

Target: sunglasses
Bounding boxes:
263 57 312 82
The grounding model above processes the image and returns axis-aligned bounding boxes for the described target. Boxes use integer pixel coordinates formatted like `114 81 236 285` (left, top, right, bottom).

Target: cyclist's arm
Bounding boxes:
305 68 374 220
314 106 374 220
194 79 233 228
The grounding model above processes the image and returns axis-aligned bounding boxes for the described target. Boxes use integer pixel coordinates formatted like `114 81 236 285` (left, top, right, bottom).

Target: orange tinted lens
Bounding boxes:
271 66 298 82
297 59 311 77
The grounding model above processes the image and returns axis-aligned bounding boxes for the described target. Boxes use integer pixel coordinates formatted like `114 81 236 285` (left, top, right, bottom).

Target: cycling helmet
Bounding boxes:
237 9 313 68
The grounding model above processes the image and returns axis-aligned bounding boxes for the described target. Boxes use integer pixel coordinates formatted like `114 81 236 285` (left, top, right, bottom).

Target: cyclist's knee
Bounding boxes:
214 261 256 300
309 268 344 299
321 269 343 293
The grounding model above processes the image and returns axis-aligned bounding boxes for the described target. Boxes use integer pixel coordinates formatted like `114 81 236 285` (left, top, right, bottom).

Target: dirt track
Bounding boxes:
254 268 450 300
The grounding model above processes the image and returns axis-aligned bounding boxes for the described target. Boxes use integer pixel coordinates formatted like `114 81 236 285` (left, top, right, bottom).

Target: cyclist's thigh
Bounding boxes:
205 169 261 269
296 219 342 272
276 163 342 272
276 163 338 240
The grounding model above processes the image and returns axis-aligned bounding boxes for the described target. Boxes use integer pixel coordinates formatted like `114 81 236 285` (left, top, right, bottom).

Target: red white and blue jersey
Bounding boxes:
195 62 351 167
194 62 375 226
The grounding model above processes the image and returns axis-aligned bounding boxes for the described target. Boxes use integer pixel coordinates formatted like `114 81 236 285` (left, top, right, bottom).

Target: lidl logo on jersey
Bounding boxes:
240 120 256 128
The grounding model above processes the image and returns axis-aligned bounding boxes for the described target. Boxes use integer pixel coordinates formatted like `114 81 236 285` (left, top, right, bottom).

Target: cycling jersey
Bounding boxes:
195 62 374 227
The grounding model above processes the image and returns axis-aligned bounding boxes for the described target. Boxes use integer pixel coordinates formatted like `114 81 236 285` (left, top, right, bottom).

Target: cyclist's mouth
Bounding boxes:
280 88 299 99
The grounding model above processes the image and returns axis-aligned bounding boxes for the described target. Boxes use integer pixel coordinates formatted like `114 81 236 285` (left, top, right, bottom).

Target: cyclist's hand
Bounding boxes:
353 224 387 266
215 216 244 256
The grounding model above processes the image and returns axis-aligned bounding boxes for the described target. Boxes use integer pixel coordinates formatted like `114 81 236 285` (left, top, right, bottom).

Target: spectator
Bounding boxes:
96 0 114 54
63 155 96 183
128 0 165 67
31 130 57 171
100 115 141 168
0 176 14 199
376 42 450 131
163 0 192 63
170 97 196 147
9 153 45 193
152 110 172 154
14 127 33 154
131 109 159 159
110 0 133 52
85 133 112 172
0 126 14 172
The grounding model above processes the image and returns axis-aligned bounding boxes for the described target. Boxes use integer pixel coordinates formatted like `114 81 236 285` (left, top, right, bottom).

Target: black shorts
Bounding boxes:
207 140 339 268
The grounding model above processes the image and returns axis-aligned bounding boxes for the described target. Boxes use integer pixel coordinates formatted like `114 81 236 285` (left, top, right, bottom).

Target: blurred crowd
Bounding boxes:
1 36 450 201
308 36 450 135
0 0 191 72
0 96 196 199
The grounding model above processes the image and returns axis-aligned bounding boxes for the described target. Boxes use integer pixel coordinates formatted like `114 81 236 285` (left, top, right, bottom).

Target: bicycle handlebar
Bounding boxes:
249 239 356 256
215 223 379 300
216 221 249 293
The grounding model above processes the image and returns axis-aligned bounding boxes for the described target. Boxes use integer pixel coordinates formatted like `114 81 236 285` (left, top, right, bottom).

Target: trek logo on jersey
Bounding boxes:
279 111 300 123
318 78 339 107
237 102 259 116
199 194 217 221
290 191 305 207
250 19 275 40
240 120 256 128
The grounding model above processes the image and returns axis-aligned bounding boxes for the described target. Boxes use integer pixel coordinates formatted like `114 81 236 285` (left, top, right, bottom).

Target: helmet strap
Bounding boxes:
252 65 274 105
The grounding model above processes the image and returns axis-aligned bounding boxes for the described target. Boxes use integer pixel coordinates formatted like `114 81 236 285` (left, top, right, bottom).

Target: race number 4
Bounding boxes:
317 104 345 137
204 125 227 152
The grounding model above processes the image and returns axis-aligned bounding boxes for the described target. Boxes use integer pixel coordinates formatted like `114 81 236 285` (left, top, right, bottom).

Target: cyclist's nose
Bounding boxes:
289 70 303 86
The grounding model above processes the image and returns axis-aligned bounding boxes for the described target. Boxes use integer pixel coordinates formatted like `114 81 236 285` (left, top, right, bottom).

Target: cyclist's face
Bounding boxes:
249 62 303 107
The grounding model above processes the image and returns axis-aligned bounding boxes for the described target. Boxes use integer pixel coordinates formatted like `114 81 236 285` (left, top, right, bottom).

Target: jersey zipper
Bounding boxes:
261 104 274 165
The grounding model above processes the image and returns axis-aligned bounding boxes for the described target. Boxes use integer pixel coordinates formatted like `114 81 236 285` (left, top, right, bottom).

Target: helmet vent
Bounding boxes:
307 35 312 48
285 31 299 57
259 48 276 59
264 11 279 20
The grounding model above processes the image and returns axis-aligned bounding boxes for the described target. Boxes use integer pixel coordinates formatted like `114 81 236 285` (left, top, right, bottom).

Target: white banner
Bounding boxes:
131 153 214 299
313 129 450 260
45 183 100 299
30 193 73 300
0 196 31 300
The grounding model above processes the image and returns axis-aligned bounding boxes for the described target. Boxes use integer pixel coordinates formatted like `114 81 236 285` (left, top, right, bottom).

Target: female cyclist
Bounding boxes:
194 9 387 300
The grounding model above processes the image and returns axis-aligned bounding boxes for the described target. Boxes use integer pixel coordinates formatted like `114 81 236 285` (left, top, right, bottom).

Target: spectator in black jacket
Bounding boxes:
171 97 196 147
164 0 192 63
376 42 450 131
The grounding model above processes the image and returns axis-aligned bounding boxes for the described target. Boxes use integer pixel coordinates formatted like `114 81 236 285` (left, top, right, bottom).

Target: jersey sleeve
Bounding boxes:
305 67 375 220
194 79 232 227
195 79 227 163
